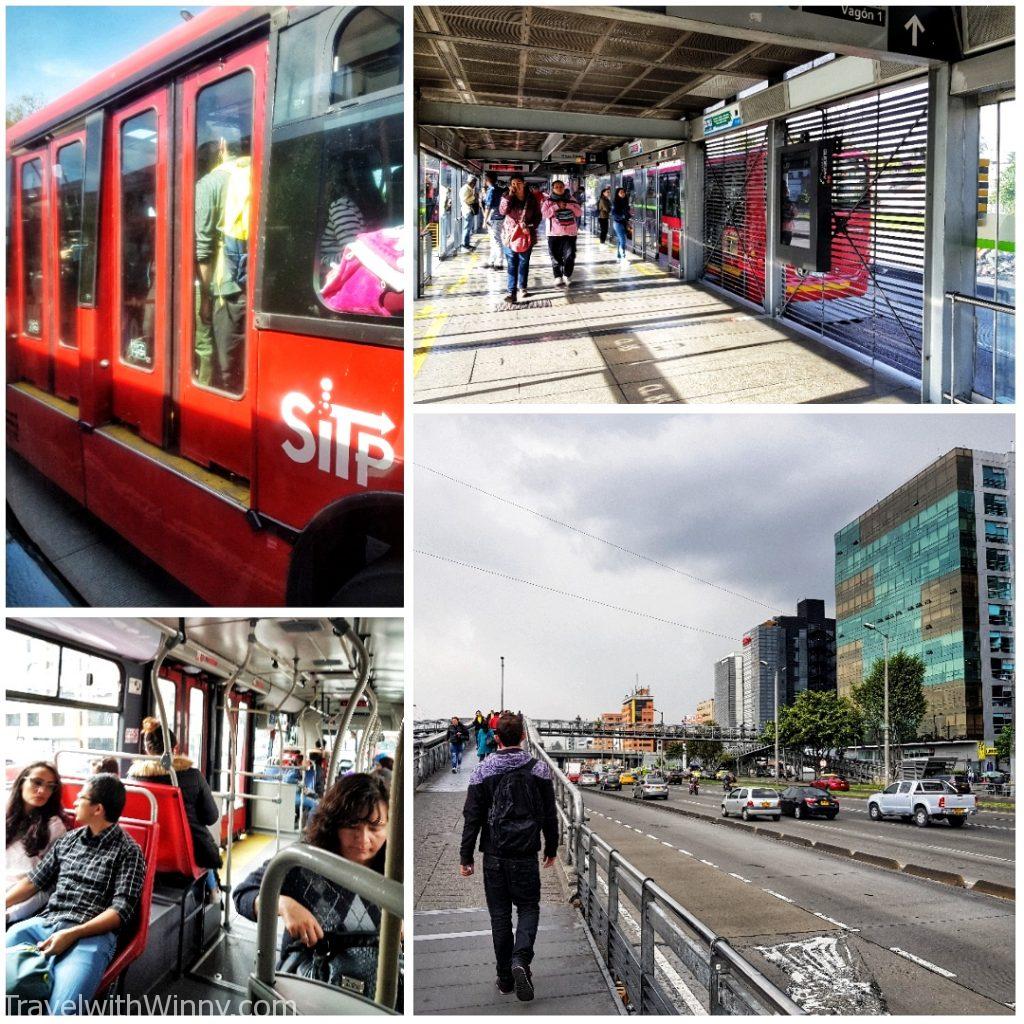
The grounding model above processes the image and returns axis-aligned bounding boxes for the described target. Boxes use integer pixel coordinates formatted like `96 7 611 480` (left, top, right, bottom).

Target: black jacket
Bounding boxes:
447 722 470 745
128 756 222 870
460 748 558 864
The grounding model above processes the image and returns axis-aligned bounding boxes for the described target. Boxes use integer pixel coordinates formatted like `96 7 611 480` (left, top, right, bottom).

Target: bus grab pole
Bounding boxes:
375 720 404 1010
326 620 371 786
150 635 180 787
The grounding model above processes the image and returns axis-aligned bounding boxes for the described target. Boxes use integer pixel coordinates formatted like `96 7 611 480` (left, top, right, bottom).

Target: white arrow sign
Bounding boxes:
904 14 925 46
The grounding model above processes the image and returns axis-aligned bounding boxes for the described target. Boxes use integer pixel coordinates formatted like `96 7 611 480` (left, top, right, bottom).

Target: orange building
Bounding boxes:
594 687 657 752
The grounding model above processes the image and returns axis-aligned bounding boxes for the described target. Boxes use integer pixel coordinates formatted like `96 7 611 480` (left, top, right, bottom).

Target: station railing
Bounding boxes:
524 719 804 1016
414 731 449 787
419 227 434 291
945 290 1015 403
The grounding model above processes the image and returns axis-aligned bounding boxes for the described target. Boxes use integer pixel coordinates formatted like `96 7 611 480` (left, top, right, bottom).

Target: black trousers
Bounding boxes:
482 853 541 978
212 293 246 394
547 235 578 279
599 218 609 243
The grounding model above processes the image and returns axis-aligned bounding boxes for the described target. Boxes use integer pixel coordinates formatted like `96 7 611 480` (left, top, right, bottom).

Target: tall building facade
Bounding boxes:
714 653 743 729
834 448 1014 743
740 600 836 730
594 687 657 752
695 697 715 725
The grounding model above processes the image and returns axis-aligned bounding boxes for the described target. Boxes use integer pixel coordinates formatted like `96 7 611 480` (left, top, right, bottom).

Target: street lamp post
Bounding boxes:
863 623 890 781
500 656 505 712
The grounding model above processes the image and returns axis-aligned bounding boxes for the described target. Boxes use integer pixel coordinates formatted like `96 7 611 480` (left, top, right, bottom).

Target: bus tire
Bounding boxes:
331 553 403 606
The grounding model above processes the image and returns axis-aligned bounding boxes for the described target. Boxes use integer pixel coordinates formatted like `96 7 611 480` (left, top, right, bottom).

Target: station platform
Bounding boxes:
413 229 917 406
414 764 622 1015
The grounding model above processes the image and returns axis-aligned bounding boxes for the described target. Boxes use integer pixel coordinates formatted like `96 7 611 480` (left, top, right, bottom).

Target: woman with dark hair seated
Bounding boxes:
5 762 66 925
127 717 222 898
233 773 396 1002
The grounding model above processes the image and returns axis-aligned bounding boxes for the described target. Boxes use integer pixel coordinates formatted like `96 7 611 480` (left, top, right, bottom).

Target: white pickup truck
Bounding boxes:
867 779 977 828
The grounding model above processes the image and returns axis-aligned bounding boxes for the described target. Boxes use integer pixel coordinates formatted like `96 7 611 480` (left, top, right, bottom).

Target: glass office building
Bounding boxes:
835 448 1013 743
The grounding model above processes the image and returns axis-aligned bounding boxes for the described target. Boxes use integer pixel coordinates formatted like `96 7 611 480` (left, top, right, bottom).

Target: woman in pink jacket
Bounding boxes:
541 180 583 286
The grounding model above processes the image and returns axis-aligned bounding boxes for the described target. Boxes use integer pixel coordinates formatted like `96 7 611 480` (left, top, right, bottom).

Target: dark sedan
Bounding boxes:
600 773 622 791
779 786 839 819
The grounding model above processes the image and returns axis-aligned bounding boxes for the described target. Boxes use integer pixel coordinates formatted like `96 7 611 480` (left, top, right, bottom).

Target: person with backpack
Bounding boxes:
480 171 507 271
540 181 582 287
597 187 612 244
611 187 632 259
459 176 479 251
459 712 558 1002
498 174 541 303
447 716 470 773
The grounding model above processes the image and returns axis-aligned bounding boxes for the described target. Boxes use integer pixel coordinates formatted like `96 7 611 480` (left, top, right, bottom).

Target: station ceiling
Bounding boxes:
415 5 831 155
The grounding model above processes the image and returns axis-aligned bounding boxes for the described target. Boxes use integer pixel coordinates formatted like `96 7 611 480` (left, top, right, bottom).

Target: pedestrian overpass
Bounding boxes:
412 721 803 1015
415 5 1015 404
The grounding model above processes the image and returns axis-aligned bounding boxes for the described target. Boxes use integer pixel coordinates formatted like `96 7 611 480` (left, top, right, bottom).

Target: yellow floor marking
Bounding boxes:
414 311 450 376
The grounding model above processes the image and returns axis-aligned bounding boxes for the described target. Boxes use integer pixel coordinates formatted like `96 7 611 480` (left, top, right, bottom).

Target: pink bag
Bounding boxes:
502 207 533 254
321 227 404 318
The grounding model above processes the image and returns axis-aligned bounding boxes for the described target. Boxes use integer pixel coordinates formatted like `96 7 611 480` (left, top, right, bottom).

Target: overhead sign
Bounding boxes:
801 6 886 27
886 7 961 62
485 163 525 172
703 104 742 138
977 743 999 759
627 140 644 155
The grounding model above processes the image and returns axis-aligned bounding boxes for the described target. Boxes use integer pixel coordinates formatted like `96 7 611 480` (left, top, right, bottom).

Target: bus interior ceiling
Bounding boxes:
5 615 404 1010
415 6 1016 403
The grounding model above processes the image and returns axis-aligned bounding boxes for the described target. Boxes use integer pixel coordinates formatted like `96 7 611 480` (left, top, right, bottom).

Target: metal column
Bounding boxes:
763 119 784 317
921 64 980 403
682 140 704 282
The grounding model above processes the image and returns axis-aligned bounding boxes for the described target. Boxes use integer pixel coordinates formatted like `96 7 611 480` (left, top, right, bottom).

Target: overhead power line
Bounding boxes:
416 462 780 612
415 549 741 643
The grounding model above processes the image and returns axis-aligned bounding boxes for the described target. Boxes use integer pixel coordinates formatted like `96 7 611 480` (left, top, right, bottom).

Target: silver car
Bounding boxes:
722 786 781 821
633 775 669 800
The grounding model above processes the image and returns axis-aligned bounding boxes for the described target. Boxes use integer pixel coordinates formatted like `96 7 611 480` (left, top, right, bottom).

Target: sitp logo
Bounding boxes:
281 378 396 487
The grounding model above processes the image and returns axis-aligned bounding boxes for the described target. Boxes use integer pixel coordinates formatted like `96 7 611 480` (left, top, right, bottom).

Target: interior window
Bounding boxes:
330 7 402 103
55 142 85 347
192 70 253 396
20 158 44 337
119 109 158 368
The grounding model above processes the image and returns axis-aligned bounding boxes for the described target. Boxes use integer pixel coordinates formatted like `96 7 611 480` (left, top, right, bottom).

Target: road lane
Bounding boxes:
584 783 1015 886
582 788 1014 1011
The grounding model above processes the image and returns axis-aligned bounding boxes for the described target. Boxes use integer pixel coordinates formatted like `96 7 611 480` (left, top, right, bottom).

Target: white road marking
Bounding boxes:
728 872 752 883
813 911 859 932
889 947 956 979
700 859 719 868
762 889 794 903
678 849 693 857
661 840 674 847
646 833 659 841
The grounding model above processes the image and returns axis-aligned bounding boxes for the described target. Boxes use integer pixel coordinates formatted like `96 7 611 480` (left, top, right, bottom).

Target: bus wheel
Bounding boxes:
331 553 403 606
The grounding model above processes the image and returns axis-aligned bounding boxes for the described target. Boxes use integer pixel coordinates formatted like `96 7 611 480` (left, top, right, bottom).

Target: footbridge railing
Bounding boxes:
525 718 804 1016
414 731 449 787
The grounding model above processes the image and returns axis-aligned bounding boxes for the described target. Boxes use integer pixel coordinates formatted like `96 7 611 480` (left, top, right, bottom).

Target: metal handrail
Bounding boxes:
945 290 1014 403
945 290 1015 315
413 731 449 787
523 717 804 1016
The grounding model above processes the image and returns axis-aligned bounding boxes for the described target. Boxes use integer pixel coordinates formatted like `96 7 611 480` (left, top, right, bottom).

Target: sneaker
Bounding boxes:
451 767 456 773
496 975 515 995
520 288 529 299
553 276 564 286
564 276 572 287
511 962 534 1002
503 292 518 303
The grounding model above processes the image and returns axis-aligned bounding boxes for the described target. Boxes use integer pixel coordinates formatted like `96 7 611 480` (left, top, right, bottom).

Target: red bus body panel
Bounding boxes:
7 387 86 505
13 152 52 392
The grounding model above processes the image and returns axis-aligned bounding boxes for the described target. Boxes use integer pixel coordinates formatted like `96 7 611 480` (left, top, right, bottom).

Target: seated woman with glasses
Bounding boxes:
5 762 67 926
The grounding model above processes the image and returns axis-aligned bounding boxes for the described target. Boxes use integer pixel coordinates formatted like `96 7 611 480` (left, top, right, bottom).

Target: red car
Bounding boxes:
811 775 850 792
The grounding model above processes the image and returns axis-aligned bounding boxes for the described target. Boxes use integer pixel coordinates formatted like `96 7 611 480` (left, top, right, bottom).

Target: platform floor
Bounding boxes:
414 229 918 405
414 764 621 1015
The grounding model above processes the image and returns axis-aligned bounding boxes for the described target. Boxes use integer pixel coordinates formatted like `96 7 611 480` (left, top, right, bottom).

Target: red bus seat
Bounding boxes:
61 777 205 880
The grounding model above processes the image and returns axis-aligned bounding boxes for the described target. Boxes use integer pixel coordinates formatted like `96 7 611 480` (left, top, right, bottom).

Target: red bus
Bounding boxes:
7 6 404 606
705 146 871 305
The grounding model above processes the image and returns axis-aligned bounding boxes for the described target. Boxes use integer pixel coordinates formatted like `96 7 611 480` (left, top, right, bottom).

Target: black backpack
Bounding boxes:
487 759 543 856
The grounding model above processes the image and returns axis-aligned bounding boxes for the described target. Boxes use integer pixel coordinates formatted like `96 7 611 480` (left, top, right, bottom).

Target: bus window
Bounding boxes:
192 70 253 396
156 675 179 735
5 700 119 767
20 159 44 337
55 141 85 348
187 686 206 766
7 631 59 697
261 8 403 326
330 7 402 103
59 648 121 707
119 109 158 369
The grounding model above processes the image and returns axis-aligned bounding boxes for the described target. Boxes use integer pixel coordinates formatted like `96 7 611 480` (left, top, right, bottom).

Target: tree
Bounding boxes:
994 723 1014 765
686 738 724 768
6 93 46 128
664 741 686 762
999 152 1015 215
852 651 927 766
783 690 861 771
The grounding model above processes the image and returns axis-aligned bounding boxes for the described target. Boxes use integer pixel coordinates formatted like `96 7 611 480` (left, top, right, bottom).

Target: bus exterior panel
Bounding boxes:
6 8 405 606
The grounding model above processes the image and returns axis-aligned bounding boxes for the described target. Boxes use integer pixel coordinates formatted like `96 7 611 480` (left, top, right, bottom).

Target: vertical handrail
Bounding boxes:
375 720 404 1009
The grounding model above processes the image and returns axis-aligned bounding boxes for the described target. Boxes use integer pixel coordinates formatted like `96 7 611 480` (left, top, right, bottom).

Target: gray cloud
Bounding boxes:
414 413 1013 721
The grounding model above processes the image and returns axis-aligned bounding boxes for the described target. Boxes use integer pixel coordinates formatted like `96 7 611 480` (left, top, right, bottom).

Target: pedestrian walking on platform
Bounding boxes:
481 172 506 271
541 181 582 287
460 712 558 1002
459 177 479 251
597 187 612 244
611 187 631 259
498 175 541 303
447 716 470 773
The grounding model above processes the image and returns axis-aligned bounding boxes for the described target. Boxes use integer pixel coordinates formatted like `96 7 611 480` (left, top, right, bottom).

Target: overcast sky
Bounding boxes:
413 412 1013 721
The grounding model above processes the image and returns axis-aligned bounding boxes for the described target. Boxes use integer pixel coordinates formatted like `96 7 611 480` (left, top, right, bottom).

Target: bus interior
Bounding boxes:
5 616 404 1014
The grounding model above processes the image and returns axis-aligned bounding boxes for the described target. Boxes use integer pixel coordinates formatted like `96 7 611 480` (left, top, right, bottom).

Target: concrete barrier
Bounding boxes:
970 879 1015 901
852 850 902 871
812 842 854 859
901 863 966 888
753 827 782 840
781 834 814 848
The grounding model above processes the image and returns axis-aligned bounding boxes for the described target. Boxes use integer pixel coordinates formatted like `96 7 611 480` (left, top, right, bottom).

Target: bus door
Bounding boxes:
177 42 267 480
13 151 52 392
111 89 171 446
219 690 251 840
49 131 87 402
